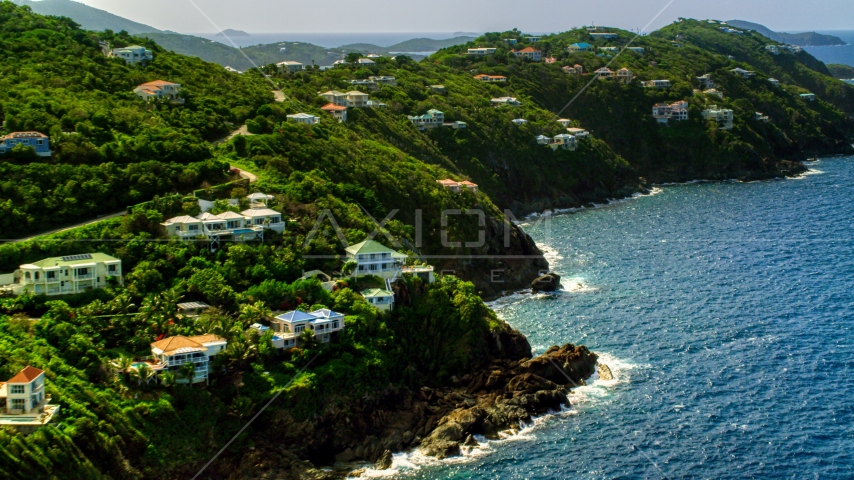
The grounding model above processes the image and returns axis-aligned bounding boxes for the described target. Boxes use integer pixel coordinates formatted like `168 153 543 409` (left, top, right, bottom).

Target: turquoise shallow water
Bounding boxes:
372 157 854 479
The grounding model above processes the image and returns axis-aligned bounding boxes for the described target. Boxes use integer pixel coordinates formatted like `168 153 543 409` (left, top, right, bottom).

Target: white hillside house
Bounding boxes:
345 240 407 279
111 45 153 65
162 202 285 251
150 335 227 384
287 113 321 125
409 109 444 130
134 80 182 103
702 105 734 130
271 309 346 347
277 61 304 73
0 253 122 297
0 366 59 433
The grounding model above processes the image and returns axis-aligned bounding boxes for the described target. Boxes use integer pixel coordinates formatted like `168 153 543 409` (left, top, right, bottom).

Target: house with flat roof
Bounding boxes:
111 45 153 65
536 135 552 145
730 68 756 79
702 105 735 130
653 100 689 124
768 78 780 87
468 47 497 56
473 74 507 82
442 121 468 129
525 36 542 42
429 85 447 93
348 79 378 90
568 43 595 52
150 335 227 384
0 132 51 157
800 93 816 102
409 109 444 130
642 79 672 89
361 288 395 311
504 38 518 45
321 103 348 122
287 113 321 125
177 301 211 318
703 88 725 99
513 47 542 61
551 134 578 151
0 253 122 297
0 366 59 434
134 80 182 103
765 45 780 55
491 97 521 106
512 118 529 125
566 127 590 138
345 240 407 278
357 58 375 65
368 76 397 86
590 32 619 40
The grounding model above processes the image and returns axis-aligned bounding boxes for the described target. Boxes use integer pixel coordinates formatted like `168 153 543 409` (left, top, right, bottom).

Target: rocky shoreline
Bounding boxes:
208 326 599 480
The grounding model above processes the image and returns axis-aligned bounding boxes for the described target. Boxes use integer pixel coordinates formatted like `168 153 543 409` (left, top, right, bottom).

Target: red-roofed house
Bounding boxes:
512 47 542 61
321 103 348 122
1 366 46 415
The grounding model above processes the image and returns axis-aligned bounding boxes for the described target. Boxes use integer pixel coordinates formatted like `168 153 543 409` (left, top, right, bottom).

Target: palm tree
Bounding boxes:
298 328 317 349
179 362 196 384
159 371 176 388
111 356 133 382
131 363 154 387
224 336 257 370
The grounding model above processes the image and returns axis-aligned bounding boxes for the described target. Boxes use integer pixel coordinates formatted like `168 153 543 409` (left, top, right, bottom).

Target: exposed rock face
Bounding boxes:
209 343 598 479
531 272 561 292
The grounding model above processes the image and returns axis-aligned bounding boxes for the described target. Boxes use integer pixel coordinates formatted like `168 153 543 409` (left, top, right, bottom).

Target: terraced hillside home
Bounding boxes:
567 127 590 138
409 109 444 130
0 253 122 296
473 74 508 82
551 134 578 151
345 240 407 279
768 78 780 87
594 67 615 79
134 80 182 103
468 47 497 56
590 32 619 40
512 47 542 61
111 45 153 65
277 61 303 73
162 206 285 250
149 335 227 384
697 73 716 89
563 64 584 74
0 132 51 157
368 76 397 86
271 309 346 347
731 68 756 79
800 93 816 102
287 112 321 125
702 105 735 130
643 79 672 89
321 103 348 122
652 100 689 123
617 68 634 84
0 366 59 434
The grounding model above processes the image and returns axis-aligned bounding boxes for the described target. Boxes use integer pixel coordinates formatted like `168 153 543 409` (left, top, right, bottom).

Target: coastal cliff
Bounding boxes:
195 329 598 479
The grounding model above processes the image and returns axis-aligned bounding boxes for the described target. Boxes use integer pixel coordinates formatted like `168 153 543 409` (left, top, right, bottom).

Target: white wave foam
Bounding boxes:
350 354 638 478
521 187 665 221
560 276 597 293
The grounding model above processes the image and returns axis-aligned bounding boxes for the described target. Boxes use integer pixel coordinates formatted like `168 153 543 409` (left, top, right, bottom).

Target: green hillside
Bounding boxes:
12 0 159 33
339 36 476 53
725 20 846 46
829 63 854 79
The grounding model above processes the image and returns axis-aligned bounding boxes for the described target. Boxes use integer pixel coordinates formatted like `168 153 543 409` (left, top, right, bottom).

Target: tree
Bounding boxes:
298 328 317 349
342 260 357 276
110 355 133 383
179 362 196 384
346 52 362 64
159 371 177 388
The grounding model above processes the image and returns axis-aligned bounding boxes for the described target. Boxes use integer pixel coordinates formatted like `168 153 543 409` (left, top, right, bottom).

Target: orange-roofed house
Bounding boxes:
437 179 462 193
133 80 182 103
458 181 479 193
512 47 542 61
321 103 348 122
0 365 60 433
150 334 227 384
473 74 507 83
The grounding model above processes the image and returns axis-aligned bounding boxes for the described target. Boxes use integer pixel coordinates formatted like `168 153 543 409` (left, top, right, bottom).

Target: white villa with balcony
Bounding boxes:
468 47 497 56
287 113 321 125
346 240 407 279
361 288 395 311
162 206 285 250
702 105 735 130
642 79 672 89
111 45 153 65
653 100 689 123
369 76 397 86
271 309 346 347
150 335 227 384
409 109 445 130
134 80 182 102
277 61 304 73
0 366 59 433
319 90 370 108
0 253 122 297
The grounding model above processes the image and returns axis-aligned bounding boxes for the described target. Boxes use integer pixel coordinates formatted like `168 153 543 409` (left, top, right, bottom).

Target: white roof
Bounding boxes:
241 208 281 217
277 61 303 65
197 212 220 221
217 211 246 220
287 113 319 119
165 215 201 224
247 192 274 200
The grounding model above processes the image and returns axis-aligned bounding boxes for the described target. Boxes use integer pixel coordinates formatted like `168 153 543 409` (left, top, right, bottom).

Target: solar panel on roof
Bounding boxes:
61 254 93 262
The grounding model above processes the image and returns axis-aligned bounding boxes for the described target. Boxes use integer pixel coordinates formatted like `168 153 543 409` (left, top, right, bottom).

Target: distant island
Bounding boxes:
726 20 846 46
214 29 251 37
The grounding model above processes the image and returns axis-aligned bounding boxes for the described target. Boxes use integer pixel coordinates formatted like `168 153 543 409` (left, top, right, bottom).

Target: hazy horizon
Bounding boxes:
75 0 854 36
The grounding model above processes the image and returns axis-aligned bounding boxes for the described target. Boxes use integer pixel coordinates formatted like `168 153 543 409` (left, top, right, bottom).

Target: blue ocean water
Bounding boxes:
370 157 854 479
804 30 854 68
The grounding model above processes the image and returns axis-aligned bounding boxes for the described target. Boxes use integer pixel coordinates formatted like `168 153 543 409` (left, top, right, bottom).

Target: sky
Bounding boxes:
76 0 854 34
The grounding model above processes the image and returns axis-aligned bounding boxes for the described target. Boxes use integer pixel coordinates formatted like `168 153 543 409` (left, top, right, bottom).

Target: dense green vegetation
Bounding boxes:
339 36 476 54
829 63 854 79
0 3 271 237
12 0 159 34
